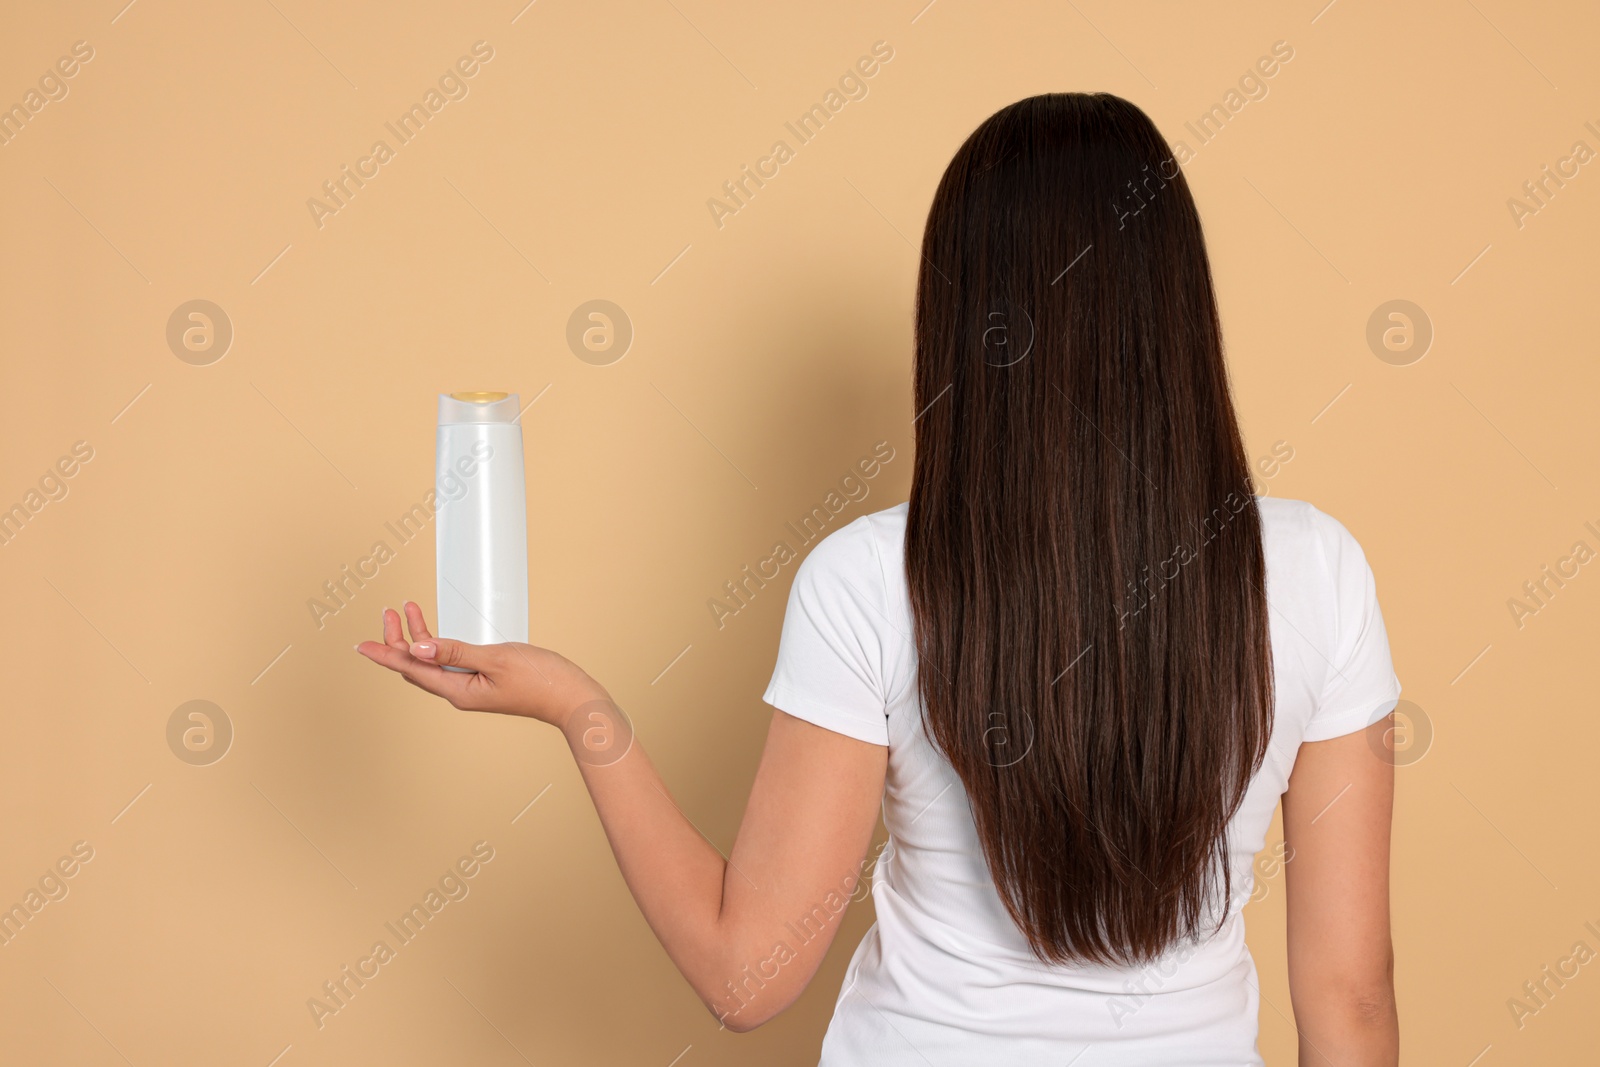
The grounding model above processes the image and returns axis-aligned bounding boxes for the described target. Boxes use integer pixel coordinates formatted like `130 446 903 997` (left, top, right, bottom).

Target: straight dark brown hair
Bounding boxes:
905 92 1274 966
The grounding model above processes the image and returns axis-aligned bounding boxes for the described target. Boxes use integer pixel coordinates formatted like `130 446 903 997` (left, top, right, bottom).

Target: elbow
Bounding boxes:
1296 972 1398 1035
707 998 787 1034
1348 943 1398 1026
693 939 817 1032
698 973 803 1034
1337 985 1401 1023
1346 984 1398 1029
717 1009 768 1034
1291 946 1398 1035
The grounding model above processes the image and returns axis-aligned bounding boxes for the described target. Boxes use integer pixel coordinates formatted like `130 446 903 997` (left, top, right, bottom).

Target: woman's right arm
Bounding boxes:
1282 715 1400 1066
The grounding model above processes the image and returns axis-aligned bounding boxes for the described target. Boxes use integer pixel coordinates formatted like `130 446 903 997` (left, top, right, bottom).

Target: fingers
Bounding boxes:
356 640 472 703
404 601 434 643
382 607 409 651
410 637 496 672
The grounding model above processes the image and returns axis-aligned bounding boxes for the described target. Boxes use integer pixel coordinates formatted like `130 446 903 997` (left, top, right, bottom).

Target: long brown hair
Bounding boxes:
905 93 1273 966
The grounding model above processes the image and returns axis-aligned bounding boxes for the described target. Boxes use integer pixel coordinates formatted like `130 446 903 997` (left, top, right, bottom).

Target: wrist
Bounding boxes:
559 695 636 768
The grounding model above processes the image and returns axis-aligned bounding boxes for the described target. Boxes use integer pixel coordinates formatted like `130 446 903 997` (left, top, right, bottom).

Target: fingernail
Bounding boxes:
413 641 436 659
353 644 362 652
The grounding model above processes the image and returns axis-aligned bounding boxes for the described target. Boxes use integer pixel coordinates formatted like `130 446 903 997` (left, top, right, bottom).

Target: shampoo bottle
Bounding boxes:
435 392 528 670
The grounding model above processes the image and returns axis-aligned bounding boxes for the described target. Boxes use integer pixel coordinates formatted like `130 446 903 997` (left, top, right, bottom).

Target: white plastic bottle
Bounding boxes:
435 392 528 669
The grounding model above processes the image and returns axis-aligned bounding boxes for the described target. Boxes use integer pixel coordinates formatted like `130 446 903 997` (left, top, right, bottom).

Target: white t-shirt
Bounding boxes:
762 496 1401 1066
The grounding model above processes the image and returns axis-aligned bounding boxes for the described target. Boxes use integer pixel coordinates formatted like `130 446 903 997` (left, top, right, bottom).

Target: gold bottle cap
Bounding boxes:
450 391 510 403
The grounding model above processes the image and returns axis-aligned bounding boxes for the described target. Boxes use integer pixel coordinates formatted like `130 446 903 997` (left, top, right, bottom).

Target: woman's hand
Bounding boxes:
355 601 608 731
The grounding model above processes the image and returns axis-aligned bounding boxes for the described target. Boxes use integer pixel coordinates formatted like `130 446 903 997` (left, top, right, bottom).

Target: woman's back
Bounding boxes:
762 495 1401 1065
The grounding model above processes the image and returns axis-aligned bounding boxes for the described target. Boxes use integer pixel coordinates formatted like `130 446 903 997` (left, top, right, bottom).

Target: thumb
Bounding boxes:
411 637 492 671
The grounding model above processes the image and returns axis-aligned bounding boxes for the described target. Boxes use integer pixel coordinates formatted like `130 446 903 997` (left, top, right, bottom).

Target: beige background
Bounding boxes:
1 0 1595 1063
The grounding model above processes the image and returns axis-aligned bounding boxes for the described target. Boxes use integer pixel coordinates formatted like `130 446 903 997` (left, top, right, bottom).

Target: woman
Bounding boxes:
358 93 1402 1065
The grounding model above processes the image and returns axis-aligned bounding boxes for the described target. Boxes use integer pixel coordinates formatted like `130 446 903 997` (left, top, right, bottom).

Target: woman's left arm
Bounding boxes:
357 603 888 1031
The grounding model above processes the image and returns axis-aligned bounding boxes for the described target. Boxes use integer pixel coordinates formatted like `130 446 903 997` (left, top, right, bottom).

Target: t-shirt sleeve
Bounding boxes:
1303 511 1403 743
761 517 892 746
